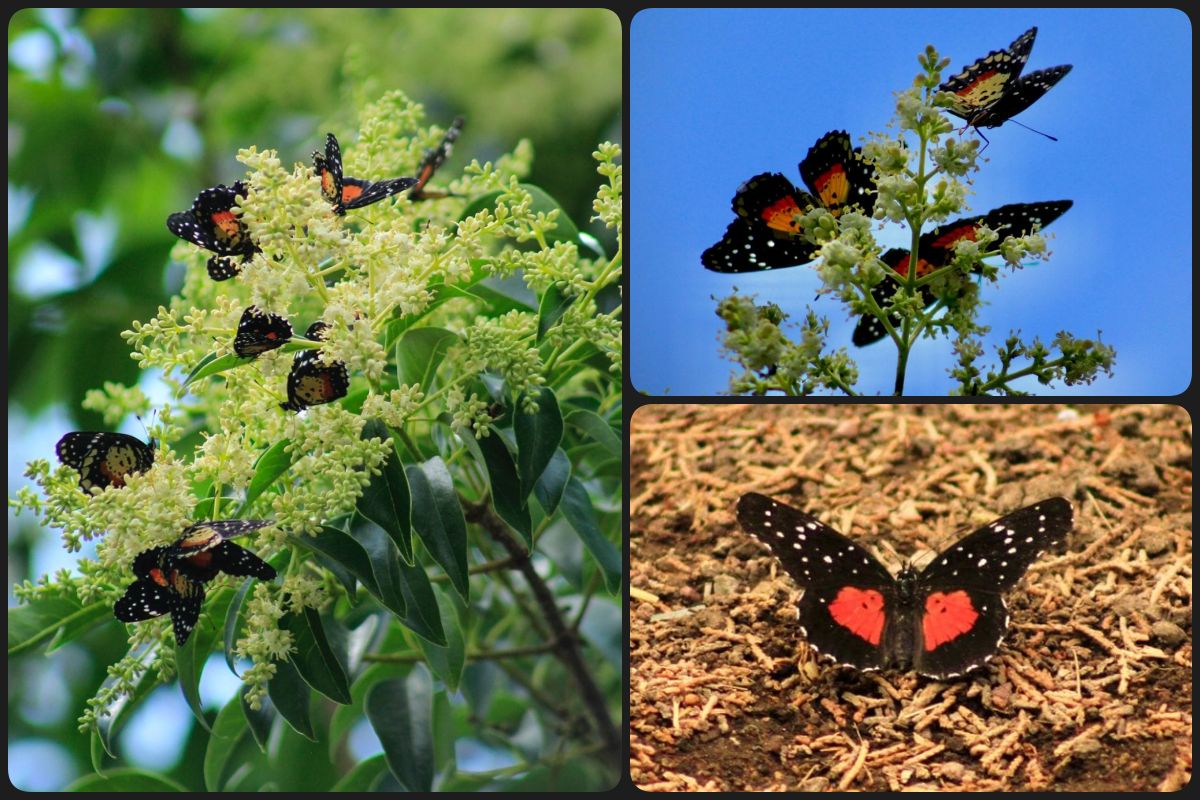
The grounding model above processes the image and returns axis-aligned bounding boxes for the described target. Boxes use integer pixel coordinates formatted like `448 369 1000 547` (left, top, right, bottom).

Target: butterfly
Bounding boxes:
56 432 155 493
702 130 876 273
113 520 276 645
167 182 260 281
737 494 1073 679
313 133 418 215
233 306 293 358
853 200 1073 346
938 26 1072 143
279 321 349 412
409 116 465 200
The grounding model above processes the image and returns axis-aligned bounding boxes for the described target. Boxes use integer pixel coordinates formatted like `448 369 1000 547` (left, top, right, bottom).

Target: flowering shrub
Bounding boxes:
10 90 622 789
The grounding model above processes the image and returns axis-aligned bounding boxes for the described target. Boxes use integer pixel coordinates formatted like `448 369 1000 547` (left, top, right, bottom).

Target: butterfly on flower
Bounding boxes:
938 27 1072 145
233 306 293 358
279 321 349 412
313 133 418 215
113 520 275 645
56 431 155 493
408 116 465 200
167 182 260 281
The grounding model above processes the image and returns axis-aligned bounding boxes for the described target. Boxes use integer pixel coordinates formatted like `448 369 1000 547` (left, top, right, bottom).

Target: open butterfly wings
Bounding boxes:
56 431 155 492
738 493 1073 678
852 200 1075 346
939 26 1071 132
702 131 875 273
166 181 259 281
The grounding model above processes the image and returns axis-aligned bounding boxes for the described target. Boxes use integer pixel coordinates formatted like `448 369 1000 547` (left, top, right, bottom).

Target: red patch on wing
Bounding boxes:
929 223 981 251
827 586 886 645
210 210 240 238
759 196 802 233
185 551 214 569
922 590 980 650
341 185 364 203
149 567 168 588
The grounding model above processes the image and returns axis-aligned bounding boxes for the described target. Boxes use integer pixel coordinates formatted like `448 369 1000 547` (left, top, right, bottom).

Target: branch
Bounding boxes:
463 498 620 764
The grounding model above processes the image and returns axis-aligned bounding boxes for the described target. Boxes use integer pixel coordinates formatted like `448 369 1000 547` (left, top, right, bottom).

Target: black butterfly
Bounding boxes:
279 321 349 412
409 116 465 200
113 520 276 645
233 306 293 358
56 432 155 493
938 27 1071 143
313 133 418 215
167 182 260 281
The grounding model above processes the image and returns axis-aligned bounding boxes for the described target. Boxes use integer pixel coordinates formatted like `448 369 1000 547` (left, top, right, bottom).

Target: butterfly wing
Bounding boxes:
409 116 464 199
113 578 174 623
738 493 898 671
701 173 819 273
342 176 419 210
798 130 875 217
912 498 1073 678
939 27 1038 122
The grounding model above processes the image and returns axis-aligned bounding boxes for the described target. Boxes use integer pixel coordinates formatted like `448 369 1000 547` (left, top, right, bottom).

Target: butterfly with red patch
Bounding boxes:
737 493 1072 679
169 520 277 583
702 130 875 273
408 116 465 200
313 133 418 216
233 306 293 358
279 321 349 412
113 545 207 645
167 182 260 281
853 200 1073 346
56 431 155 493
939 27 1071 144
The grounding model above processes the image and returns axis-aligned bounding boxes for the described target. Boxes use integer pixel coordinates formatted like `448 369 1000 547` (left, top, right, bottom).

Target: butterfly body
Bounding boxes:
939 27 1071 139
167 182 260 281
56 431 155 493
314 133 418 215
738 493 1072 679
113 520 276 645
702 130 875 274
853 200 1073 346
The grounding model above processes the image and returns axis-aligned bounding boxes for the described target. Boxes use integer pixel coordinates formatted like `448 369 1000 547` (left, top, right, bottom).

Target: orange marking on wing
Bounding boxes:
211 210 240 238
923 590 980 650
342 185 364 202
759 196 802 233
930 225 980 251
813 164 850 210
149 568 168 588
827 586 886 645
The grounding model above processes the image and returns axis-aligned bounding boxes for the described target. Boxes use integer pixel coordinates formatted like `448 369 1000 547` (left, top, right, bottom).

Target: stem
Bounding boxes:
463 498 619 764
363 640 562 663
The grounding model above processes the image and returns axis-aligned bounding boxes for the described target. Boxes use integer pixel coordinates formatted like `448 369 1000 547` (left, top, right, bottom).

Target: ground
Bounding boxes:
629 404 1192 791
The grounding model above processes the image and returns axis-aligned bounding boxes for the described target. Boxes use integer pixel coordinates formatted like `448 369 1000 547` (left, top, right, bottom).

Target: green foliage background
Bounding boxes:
8 8 620 791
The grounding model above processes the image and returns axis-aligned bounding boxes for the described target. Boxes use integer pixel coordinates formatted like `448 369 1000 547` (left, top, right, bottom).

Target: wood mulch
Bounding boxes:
629 404 1191 791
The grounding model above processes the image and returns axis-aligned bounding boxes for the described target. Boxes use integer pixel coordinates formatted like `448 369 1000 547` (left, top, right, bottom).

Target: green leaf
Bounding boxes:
67 768 189 792
268 655 315 740
239 439 293 513
204 694 250 791
532 448 571 516
414 585 465 691
290 528 405 618
515 387 564 500
350 520 410 623
537 282 575 341
328 661 403 763
396 327 458 388
560 477 622 594
221 577 257 676
357 419 413 563
405 458 469 601
7 596 108 655
564 408 621 459
470 432 532 547
331 754 391 792
366 669 435 792
280 607 352 704
396 554 446 646
176 587 235 733
181 351 239 389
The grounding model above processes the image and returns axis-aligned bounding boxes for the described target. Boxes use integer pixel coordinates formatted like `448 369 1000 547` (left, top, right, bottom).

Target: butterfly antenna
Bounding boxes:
1007 117 1059 141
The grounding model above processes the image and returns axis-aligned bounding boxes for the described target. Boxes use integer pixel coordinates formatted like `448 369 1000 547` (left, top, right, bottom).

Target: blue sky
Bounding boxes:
630 8 1191 396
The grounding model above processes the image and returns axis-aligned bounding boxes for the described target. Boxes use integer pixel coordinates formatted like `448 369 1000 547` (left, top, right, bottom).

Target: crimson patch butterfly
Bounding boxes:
314 133 418 215
853 200 1073 346
279 321 349 412
167 182 260 281
702 130 876 273
113 520 276 645
737 493 1072 679
409 116 465 200
234 305 293 358
56 432 155 493
938 27 1072 143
